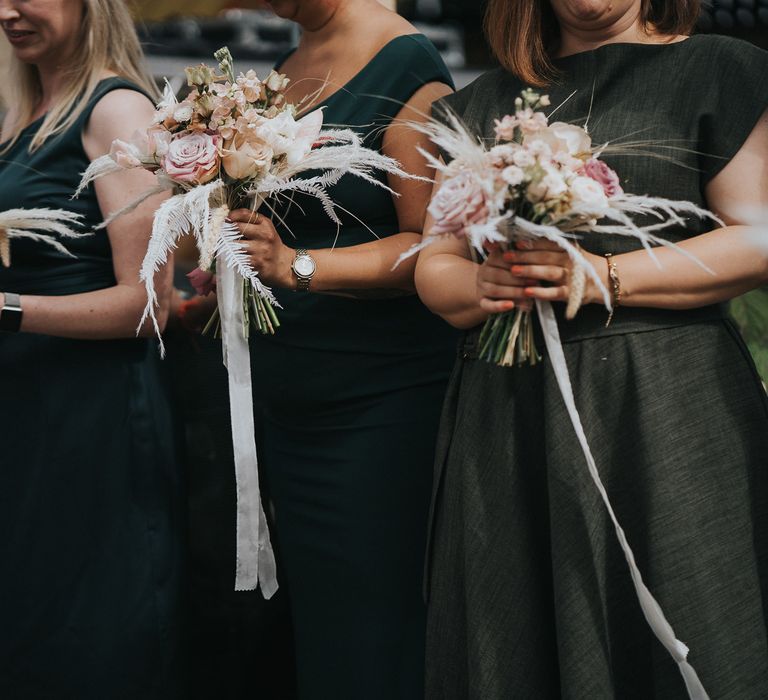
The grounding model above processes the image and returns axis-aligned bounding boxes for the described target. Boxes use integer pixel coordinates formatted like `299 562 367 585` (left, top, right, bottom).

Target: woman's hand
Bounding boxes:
477 245 535 314
229 209 295 290
502 240 606 305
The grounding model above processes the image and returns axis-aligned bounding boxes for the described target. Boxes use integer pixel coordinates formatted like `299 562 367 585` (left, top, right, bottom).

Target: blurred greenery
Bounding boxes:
730 287 768 384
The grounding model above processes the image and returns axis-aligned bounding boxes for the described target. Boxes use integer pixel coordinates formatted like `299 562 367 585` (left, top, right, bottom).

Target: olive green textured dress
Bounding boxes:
249 35 457 698
425 35 768 700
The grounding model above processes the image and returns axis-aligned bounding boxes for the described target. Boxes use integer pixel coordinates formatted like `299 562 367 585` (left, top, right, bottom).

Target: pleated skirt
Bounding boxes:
425 317 768 699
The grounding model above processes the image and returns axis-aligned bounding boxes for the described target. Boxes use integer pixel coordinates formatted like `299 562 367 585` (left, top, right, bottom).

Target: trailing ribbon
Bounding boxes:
536 299 708 700
217 255 278 596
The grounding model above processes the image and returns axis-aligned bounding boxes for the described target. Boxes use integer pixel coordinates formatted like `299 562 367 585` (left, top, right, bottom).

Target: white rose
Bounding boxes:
525 122 591 158
569 176 609 214
548 122 592 156
255 110 300 157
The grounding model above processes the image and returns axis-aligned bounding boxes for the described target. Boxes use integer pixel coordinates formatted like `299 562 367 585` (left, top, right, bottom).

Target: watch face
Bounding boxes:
294 255 316 277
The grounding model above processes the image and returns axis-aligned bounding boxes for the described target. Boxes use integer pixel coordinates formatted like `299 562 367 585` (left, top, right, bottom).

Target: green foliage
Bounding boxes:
730 287 768 383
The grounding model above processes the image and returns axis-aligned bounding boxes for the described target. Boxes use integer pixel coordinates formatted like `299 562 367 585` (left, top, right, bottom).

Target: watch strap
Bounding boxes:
0 292 22 333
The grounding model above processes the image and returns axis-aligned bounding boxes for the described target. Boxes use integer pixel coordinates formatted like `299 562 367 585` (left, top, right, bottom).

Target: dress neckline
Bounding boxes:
553 34 696 63
283 33 424 115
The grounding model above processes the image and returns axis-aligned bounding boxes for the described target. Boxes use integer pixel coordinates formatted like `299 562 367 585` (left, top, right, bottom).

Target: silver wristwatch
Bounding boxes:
291 249 316 291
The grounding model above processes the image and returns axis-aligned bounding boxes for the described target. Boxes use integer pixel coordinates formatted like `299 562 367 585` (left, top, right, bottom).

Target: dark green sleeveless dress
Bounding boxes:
425 36 768 699
0 79 184 698
249 35 457 698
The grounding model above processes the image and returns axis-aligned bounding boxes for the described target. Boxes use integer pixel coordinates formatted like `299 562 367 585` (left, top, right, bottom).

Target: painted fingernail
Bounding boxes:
517 240 532 250
510 265 525 275
503 251 516 261
524 288 536 297
502 301 515 310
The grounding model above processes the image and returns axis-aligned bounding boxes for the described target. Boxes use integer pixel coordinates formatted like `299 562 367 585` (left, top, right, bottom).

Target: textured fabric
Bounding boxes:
0 79 184 698
425 35 768 700
249 35 459 699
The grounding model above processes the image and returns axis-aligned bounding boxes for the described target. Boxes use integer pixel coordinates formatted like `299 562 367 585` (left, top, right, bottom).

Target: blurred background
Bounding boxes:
133 0 768 92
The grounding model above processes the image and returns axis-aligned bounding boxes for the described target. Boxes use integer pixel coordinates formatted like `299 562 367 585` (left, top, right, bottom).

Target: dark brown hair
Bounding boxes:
484 0 701 87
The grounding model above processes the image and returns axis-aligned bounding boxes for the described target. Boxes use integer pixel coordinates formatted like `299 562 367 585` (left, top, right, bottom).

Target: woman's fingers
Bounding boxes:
523 284 569 301
510 264 569 284
504 250 568 266
483 247 511 269
478 280 530 300
228 208 262 224
480 297 516 314
235 220 277 243
479 297 534 314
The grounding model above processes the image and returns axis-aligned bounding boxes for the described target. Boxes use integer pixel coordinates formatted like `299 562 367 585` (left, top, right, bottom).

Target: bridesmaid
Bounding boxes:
227 0 457 696
0 0 183 696
415 0 768 698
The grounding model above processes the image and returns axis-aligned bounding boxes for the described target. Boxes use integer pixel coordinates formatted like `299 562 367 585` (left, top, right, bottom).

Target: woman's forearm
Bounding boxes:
3 281 170 339
301 232 423 295
415 252 487 329
605 225 768 310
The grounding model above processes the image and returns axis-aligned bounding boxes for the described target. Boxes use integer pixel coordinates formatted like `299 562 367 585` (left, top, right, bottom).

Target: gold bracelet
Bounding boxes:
604 253 622 328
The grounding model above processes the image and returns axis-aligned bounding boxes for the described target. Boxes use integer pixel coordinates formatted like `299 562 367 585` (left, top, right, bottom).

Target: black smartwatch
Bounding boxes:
0 292 22 333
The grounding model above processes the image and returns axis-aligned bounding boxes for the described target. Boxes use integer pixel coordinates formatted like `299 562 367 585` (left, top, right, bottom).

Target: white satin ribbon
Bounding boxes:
217 256 279 596
535 299 708 700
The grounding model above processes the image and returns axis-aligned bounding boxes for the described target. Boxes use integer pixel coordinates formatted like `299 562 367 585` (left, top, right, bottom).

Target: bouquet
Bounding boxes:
77 47 412 346
406 90 719 700
76 48 416 597
409 89 717 366
0 208 84 267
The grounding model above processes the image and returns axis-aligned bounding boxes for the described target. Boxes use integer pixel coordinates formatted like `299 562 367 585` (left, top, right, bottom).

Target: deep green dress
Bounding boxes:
249 35 457 698
0 79 184 698
425 36 768 699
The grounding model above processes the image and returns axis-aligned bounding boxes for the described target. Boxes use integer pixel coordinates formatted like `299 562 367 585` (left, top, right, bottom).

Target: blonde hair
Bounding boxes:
2 0 159 153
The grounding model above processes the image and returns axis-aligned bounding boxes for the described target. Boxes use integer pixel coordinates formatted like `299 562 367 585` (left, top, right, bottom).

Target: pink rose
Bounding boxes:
581 158 623 197
187 267 216 296
163 131 221 185
428 171 489 238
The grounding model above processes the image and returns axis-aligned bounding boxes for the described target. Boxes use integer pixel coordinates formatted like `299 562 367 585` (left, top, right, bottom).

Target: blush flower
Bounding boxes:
581 158 624 197
163 132 221 185
428 171 489 238
237 70 265 103
109 139 143 168
222 135 274 180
